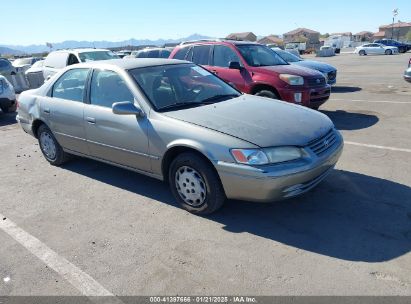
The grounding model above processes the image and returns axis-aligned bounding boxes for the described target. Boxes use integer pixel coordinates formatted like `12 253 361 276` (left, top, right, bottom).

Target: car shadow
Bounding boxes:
62 159 411 263
0 112 17 127
321 110 379 130
331 86 362 93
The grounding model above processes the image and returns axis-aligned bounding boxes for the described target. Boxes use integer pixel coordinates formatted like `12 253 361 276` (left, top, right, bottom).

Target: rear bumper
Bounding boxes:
215 133 343 202
278 85 331 108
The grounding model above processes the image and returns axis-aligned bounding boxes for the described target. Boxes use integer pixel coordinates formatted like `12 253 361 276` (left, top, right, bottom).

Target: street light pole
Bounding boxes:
392 8 398 40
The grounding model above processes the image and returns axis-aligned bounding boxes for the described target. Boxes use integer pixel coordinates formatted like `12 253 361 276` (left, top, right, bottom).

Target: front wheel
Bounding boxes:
255 89 279 99
385 49 392 55
169 152 226 215
359 50 366 56
37 124 70 166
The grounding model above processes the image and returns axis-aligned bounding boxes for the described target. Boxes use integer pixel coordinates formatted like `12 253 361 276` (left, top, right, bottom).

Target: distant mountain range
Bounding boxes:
0 34 213 55
0 46 25 56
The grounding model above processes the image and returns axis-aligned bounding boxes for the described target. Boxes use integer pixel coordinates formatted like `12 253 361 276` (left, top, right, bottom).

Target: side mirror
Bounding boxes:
112 101 143 116
229 61 242 70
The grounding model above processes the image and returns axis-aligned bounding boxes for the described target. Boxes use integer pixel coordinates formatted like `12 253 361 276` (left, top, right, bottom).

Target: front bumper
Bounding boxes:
404 71 411 83
278 85 331 109
215 133 343 202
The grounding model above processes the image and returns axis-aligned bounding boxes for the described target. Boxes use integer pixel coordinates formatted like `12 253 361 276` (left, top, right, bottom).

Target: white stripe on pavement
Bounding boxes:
345 141 411 153
0 214 121 301
330 98 410 104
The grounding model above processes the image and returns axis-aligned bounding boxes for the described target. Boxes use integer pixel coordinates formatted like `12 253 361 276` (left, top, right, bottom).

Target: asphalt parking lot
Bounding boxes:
0 53 411 297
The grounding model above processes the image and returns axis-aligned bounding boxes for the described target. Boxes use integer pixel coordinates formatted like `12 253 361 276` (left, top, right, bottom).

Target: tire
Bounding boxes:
385 49 392 55
37 124 70 166
0 102 16 113
169 152 226 215
255 89 279 99
359 50 366 56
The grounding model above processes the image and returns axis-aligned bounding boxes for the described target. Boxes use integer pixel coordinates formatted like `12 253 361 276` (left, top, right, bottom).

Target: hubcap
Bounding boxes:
175 166 207 207
40 132 57 160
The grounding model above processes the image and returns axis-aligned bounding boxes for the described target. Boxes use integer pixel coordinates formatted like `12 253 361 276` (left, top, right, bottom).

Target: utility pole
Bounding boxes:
392 8 398 40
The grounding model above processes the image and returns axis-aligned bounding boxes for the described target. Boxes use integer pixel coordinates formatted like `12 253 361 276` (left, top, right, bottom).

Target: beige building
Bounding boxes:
353 31 374 42
283 28 320 49
375 21 411 40
257 35 284 46
226 32 257 42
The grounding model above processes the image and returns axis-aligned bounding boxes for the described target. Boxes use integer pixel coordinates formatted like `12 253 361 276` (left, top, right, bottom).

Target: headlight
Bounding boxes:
322 72 328 82
279 74 304 85
231 147 305 165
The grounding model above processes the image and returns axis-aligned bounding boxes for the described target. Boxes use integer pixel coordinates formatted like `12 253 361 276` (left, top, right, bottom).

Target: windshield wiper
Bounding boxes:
199 94 240 104
158 102 201 111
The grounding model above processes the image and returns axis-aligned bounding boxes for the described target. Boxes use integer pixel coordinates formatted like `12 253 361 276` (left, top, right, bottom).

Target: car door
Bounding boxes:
209 45 248 92
84 69 151 172
41 68 90 154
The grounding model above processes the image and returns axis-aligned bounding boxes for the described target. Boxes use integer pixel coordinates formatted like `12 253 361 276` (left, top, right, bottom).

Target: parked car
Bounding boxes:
170 41 331 109
355 43 398 56
404 58 411 83
0 58 16 76
12 57 43 73
271 48 337 85
43 48 119 80
115 50 132 58
25 60 45 89
0 75 17 113
285 42 306 55
125 48 171 59
17 59 343 214
374 39 411 53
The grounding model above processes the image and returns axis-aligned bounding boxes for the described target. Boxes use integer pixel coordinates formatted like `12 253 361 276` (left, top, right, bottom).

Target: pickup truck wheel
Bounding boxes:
255 90 279 99
37 124 70 166
385 49 392 55
169 152 226 215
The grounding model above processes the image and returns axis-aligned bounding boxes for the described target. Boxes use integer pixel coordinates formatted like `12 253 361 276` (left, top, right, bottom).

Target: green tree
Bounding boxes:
406 30 411 41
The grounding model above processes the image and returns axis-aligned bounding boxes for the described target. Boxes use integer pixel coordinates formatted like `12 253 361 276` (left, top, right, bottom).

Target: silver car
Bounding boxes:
17 59 343 214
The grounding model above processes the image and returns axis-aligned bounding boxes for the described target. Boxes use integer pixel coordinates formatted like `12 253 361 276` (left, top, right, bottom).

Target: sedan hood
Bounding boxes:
163 95 333 147
293 60 336 73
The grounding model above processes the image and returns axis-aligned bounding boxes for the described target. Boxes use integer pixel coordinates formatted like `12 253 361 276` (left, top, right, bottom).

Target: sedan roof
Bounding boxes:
70 58 189 70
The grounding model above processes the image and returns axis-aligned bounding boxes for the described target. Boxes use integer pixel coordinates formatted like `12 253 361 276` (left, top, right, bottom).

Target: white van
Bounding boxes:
43 49 119 80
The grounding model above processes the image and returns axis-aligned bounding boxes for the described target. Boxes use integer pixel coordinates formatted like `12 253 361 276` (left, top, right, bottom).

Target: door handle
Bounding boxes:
43 108 50 114
86 117 96 124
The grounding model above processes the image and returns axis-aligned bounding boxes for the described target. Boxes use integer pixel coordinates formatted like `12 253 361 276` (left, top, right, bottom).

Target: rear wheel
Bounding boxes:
359 50 366 56
169 152 226 215
255 89 279 99
385 49 392 55
37 124 70 166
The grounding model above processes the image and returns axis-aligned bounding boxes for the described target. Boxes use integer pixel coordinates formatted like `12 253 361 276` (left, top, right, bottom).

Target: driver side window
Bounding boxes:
90 70 134 108
212 45 241 68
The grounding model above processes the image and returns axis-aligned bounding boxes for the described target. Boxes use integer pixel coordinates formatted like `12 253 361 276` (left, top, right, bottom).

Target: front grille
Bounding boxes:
307 129 337 156
327 71 336 81
307 77 326 87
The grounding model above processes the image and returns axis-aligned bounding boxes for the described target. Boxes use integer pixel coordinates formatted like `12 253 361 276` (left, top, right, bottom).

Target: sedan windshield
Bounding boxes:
271 49 302 63
237 45 288 67
130 64 241 111
78 51 119 62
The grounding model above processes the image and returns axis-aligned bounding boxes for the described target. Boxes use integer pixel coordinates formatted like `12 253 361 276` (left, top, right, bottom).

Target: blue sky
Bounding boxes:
2 0 411 45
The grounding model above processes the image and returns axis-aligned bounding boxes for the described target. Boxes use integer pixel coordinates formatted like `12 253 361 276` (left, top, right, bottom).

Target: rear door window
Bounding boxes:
173 47 189 60
191 45 212 65
51 69 90 102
